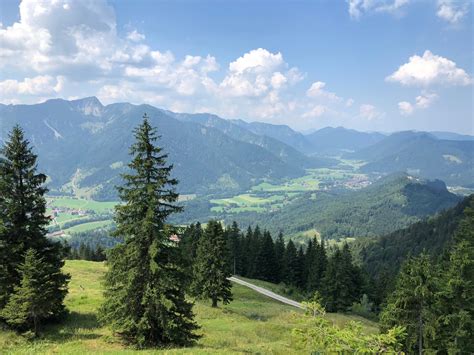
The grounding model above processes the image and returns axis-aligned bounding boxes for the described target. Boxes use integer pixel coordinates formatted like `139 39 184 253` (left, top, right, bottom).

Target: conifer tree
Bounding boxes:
192 220 233 307
435 204 474 353
255 231 277 282
284 239 299 286
226 221 241 275
0 125 69 319
274 232 286 283
1 249 66 336
99 116 199 347
381 254 438 353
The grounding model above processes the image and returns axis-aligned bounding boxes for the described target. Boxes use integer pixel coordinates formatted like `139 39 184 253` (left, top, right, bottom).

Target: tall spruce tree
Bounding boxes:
284 239 299 286
381 254 438 354
192 220 233 307
0 125 69 322
274 232 286 283
255 231 277 282
435 203 474 353
99 116 199 347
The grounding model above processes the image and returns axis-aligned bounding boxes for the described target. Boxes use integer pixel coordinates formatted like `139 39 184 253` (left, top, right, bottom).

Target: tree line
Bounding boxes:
180 221 367 312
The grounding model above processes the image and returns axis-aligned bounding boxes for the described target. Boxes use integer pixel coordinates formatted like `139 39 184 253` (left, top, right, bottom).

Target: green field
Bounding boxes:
0 260 378 354
64 220 114 233
48 197 118 213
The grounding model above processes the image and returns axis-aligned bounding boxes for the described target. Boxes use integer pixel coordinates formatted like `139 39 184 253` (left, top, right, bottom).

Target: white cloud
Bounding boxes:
228 48 283 74
302 105 328 118
398 101 414 116
398 91 438 115
415 91 438 109
348 0 410 19
0 0 361 130
436 0 469 24
346 98 355 107
126 29 145 42
387 50 472 86
306 81 342 102
359 104 383 120
0 75 65 103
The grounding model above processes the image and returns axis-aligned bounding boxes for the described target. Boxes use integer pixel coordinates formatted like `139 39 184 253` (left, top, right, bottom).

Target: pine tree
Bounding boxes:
255 231 277 282
435 203 474 353
0 125 69 318
1 249 66 336
381 254 438 354
226 221 241 275
274 232 286 283
284 239 299 286
192 220 233 307
99 116 199 347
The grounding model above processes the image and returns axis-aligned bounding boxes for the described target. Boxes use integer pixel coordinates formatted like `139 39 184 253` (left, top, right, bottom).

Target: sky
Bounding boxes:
0 0 472 134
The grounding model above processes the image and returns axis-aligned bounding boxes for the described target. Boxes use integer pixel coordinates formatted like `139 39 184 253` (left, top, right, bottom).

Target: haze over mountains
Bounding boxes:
0 97 473 201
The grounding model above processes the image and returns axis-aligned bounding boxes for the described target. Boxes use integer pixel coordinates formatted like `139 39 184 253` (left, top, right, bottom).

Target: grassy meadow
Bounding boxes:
0 260 378 354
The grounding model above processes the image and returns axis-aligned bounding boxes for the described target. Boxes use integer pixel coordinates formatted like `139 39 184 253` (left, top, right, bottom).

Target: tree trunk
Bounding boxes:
212 297 218 308
418 312 423 355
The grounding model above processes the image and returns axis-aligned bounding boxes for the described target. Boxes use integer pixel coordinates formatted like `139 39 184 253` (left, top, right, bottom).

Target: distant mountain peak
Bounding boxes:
70 96 104 117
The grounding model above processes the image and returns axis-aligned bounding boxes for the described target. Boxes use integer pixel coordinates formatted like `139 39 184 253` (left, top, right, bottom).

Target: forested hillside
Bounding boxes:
227 173 461 238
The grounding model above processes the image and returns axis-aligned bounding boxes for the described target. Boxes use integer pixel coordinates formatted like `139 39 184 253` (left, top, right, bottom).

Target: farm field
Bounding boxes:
210 165 371 216
0 260 379 354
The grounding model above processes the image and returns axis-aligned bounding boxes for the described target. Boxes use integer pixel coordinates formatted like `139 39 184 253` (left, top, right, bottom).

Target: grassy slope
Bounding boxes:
1 260 378 354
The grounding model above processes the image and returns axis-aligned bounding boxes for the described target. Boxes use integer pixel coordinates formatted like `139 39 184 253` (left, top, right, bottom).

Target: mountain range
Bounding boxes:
1 97 472 201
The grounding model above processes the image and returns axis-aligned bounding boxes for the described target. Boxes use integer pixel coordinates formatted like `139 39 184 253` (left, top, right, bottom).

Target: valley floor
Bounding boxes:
0 260 378 354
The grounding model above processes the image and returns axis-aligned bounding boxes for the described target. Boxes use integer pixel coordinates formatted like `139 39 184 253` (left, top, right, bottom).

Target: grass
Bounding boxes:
63 220 114 233
47 197 118 214
0 260 379 354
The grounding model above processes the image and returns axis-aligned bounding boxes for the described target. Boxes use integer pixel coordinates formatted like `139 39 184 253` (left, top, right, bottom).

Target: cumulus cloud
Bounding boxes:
436 0 469 24
0 0 357 129
306 81 342 102
348 0 410 19
386 50 472 86
398 91 438 115
359 104 383 120
398 101 414 116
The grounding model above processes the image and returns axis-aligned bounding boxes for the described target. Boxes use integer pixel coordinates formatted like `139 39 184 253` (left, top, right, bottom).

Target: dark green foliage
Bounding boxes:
321 244 363 312
274 232 286 283
68 242 107 261
355 195 473 305
98 116 199 347
434 202 474 353
380 199 474 353
191 221 233 307
380 254 439 353
283 240 299 286
305 238 327 293
254 231 278 282
1 249 67 336
0 125 69 324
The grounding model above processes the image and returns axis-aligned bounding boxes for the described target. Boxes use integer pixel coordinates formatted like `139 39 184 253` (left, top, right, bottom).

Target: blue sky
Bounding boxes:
0 0 472 133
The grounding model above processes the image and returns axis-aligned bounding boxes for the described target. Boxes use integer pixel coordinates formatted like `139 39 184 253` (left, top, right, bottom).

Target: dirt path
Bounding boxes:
229 276 304 309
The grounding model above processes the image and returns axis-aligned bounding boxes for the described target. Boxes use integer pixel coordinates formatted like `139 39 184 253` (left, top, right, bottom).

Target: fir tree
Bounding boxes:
274 232 286 283
381 254 438 354
435 203 474 353
0 125 69 318
99 115 199 347
192 220 233 307
284 239 299 286
1 249 67 336
255 231 277 282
